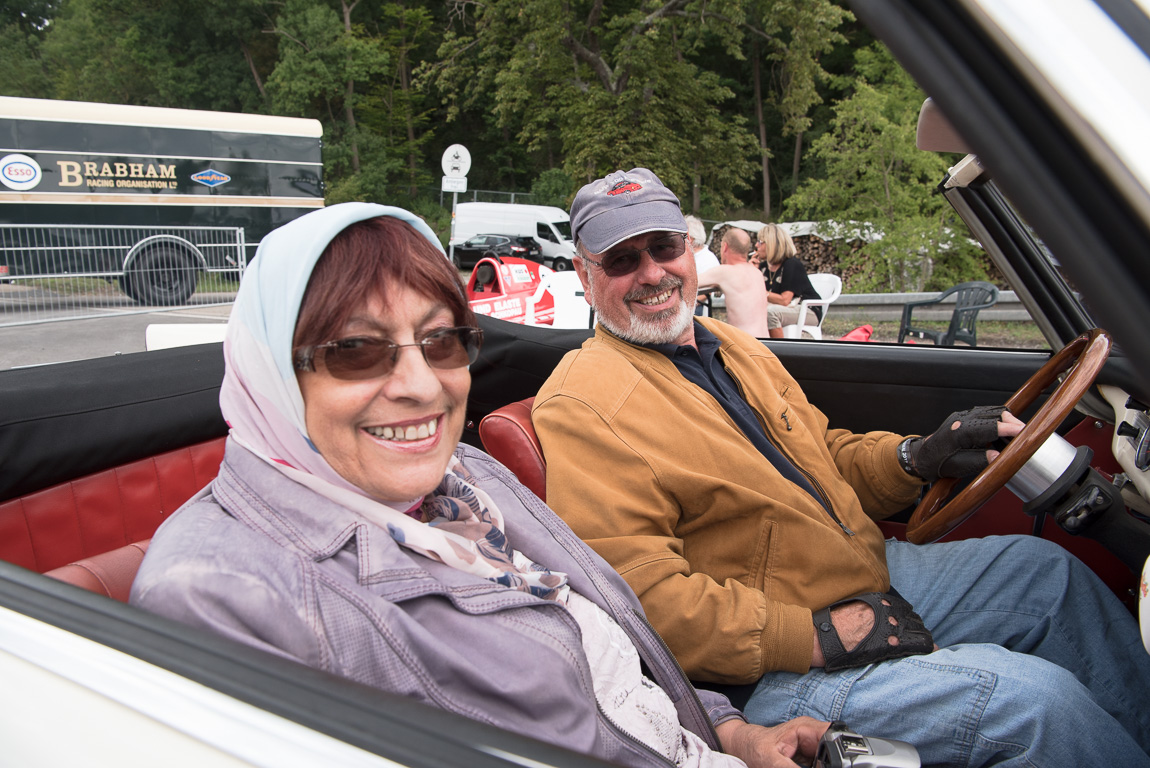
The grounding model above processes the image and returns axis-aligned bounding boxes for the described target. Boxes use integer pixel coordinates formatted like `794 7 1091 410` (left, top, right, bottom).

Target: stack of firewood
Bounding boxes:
792 235 865 282
792 235 1006 287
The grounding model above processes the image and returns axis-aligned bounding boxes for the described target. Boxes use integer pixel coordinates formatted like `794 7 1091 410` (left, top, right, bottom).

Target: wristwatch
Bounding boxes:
896 437 919 477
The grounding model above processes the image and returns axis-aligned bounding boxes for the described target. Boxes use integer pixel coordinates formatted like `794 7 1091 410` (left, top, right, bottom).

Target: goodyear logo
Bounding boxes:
191 169 231 188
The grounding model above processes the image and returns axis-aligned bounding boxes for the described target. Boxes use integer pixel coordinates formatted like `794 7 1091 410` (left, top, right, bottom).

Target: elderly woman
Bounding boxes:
754 225 822 339
130 203 826 768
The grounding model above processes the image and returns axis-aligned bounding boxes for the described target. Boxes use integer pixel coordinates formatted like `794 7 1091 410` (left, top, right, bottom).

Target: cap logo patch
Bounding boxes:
607 180 642 196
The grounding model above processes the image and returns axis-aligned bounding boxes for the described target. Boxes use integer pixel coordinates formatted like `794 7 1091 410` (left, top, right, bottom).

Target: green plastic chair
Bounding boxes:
898 281 999 346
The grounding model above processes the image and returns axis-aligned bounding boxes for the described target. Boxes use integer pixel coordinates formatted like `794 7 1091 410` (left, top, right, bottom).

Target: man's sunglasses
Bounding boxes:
582 233 686 277
294 326 483 381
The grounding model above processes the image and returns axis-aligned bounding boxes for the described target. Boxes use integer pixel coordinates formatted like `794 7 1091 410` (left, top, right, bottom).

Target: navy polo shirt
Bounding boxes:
646 322 828 511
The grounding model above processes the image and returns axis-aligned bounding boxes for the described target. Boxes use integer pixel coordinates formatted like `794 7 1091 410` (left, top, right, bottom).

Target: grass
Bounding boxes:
19 277 121 296
820 318 1050 349
9 271 241 297
710 309 1050 350
197 272 241 292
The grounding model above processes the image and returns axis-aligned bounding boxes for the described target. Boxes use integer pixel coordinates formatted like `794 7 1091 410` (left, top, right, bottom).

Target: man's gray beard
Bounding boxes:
615 299 694 345
586 272 695 345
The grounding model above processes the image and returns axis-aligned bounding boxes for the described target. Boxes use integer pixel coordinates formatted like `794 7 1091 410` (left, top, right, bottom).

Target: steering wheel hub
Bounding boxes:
1005 431 1081 502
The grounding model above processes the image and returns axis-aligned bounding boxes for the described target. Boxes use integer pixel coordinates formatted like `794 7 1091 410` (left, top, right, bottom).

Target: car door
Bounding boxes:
457 236 489 268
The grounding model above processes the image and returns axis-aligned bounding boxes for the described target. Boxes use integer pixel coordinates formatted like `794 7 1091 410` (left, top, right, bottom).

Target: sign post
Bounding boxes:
441 144 472 266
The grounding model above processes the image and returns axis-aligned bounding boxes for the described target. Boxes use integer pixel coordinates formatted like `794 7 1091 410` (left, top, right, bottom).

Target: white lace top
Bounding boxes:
563 590 746 768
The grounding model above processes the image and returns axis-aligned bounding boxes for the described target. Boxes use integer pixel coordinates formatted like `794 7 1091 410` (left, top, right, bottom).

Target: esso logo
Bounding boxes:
0 154 42 191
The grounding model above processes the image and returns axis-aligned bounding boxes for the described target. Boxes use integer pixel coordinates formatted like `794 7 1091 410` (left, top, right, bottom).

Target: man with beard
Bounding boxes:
530 168 1150 767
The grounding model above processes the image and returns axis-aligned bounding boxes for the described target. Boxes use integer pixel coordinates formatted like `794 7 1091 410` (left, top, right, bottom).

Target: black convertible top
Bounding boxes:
0 344 227 502
0 316 590 503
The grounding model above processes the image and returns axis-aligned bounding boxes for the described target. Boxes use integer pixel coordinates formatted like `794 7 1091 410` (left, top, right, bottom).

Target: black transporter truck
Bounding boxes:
0 97 324 305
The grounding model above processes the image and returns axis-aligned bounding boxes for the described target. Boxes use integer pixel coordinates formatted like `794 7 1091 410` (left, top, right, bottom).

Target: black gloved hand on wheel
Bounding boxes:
903 405 1009 482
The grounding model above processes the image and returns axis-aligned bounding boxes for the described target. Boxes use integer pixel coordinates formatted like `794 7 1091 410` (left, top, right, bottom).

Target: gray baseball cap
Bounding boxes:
569 168 687 254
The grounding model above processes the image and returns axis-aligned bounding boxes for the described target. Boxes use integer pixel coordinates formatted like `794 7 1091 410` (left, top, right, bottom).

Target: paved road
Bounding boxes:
0 268 479 370
0 305 231 370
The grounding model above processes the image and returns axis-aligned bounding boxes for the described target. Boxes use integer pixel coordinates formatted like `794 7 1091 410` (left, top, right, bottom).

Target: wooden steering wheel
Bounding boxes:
905 329 1112 544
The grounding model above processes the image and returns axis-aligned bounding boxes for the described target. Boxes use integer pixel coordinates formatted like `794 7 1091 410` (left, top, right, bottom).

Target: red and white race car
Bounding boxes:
465 256 567 327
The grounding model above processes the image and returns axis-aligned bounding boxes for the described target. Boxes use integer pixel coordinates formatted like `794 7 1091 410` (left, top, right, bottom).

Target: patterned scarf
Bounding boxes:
418 458 567 600
219 202 567 601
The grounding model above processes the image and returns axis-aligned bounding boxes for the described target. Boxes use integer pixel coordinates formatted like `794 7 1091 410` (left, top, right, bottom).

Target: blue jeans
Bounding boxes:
742 535 1150 767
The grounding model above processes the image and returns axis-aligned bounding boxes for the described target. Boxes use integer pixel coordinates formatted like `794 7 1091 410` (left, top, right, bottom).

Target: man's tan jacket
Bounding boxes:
533 317 923 683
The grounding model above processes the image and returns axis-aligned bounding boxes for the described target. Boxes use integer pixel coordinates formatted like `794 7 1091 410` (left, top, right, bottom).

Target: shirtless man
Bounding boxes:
698 228 770 338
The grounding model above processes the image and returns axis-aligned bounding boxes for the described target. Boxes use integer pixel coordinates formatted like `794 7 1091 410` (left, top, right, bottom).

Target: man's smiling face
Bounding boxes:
576 231 697 347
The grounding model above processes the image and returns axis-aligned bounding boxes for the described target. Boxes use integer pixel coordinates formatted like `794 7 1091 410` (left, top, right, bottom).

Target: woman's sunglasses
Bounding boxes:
581 233 686 277
294 326 483 381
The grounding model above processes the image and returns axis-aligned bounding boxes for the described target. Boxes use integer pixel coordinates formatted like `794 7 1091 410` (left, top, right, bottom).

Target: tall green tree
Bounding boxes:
429 0 759 213
11 0 923 234
358 1 437 198
39 0 269 111
265 0 393 202
0 0 56 96
785 43 984 292
751 0 850 218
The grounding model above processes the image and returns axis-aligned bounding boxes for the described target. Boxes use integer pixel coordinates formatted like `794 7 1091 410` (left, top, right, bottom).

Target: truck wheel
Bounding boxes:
553 258 571 272
117 274 142 302
131 247 197 306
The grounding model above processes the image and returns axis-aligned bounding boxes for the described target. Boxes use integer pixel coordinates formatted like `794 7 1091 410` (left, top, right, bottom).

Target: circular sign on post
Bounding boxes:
441 144 471 178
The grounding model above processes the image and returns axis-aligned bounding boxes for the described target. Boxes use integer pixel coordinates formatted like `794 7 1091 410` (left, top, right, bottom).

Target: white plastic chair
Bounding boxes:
145 323 228 350
781 274 842 340
525 270 594 329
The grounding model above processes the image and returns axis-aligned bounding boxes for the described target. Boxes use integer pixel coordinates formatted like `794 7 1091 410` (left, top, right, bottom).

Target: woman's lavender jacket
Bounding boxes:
131 439 742 768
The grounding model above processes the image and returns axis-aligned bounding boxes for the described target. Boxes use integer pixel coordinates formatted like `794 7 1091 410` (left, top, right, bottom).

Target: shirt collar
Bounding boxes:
642 320 721 360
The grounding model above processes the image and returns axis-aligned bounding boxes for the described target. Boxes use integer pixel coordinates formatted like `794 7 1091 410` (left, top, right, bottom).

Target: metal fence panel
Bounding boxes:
0 225 245 326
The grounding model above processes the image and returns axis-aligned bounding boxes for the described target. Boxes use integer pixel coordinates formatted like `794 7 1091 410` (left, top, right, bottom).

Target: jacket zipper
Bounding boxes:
632 607 724 748
565 551 721 758
724 364 855 536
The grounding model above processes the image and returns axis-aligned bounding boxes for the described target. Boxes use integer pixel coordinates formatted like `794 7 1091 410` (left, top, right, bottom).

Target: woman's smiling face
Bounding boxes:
296 285 469 503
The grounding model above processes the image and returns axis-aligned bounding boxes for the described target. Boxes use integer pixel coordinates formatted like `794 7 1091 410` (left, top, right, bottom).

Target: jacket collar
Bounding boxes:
214 439 426 582
593 316 754 354
591 316 772 378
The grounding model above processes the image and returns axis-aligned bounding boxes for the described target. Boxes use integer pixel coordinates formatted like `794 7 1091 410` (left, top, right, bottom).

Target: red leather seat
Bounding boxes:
0 436 225 573
44 540 151 602
478 397 547 502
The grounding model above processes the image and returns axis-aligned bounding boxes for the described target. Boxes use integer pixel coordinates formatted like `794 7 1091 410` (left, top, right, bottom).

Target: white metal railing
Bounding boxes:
0 225 245 326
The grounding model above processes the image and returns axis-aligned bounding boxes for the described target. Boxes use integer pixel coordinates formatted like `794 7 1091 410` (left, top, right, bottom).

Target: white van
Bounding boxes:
451 202 577 270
